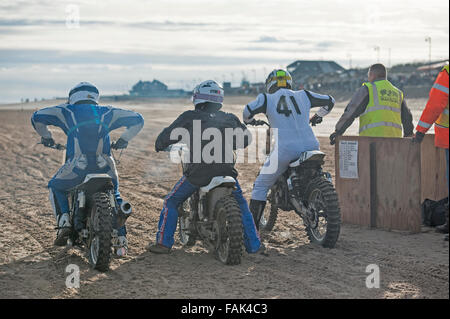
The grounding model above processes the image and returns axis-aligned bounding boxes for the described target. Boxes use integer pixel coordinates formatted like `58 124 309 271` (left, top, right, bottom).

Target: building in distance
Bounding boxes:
129 80 187 97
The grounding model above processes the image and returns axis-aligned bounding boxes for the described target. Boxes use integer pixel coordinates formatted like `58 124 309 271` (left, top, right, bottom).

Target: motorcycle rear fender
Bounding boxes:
82 173 112 184
72 174 114 196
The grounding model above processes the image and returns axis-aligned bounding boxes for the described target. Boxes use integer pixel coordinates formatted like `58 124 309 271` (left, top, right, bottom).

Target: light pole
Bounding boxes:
347 53 352 69
374 46 380 63
425 36 432 74
388 48 391 68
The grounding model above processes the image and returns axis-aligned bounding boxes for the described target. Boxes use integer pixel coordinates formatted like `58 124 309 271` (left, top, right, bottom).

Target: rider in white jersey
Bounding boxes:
243 69 335 228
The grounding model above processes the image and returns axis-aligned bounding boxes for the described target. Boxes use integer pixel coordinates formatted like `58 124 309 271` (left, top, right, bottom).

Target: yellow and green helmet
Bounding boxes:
265 69 293 93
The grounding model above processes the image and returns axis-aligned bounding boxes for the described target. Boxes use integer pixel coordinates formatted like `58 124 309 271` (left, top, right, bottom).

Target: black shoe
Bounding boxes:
54 228 71 246
54 214 71 246
257 243 268 256
249 199 266 230
148 243 171 254
435 223 449 234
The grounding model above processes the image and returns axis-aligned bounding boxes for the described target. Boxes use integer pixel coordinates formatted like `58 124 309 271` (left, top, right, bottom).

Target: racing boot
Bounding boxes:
436 207 448 234
256 242 268 255
147 243 171 254
249 199 266 231
436 221 449 234
54 213 71 246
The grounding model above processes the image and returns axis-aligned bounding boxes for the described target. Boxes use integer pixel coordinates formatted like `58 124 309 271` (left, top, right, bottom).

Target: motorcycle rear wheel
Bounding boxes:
87 192 113 272
214 196 243 265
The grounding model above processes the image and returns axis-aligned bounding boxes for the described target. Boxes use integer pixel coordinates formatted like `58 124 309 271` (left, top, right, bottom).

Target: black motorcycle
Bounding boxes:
251 120 341 248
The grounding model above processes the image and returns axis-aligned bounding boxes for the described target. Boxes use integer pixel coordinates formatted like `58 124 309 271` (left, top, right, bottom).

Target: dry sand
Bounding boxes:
0 96 447 299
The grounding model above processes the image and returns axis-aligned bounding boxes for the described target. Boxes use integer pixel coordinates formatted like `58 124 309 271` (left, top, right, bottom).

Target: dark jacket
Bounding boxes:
155 104 251 187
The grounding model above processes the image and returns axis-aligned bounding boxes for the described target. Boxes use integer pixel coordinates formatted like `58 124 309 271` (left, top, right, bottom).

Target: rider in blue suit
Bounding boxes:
31 82 144 255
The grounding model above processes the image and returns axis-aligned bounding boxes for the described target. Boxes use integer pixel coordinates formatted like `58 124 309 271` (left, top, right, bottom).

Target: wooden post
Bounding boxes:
369 142 377 229
420 134 448 202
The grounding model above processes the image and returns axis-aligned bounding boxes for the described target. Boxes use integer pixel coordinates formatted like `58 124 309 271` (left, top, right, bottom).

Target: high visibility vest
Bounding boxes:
435 65 449 130
416 63 449 149
359 80 403 137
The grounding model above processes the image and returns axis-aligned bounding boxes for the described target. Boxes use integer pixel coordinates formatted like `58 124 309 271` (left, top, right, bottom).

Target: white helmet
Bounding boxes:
192 80 224 107
265 69 293 94
68 82 99 105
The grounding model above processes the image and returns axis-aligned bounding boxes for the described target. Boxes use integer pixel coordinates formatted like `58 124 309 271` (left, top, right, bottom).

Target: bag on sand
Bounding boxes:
421 197 448 227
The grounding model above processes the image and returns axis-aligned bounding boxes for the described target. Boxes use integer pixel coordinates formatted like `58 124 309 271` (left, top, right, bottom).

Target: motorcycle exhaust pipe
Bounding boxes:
116 201 132 228
266 128 271 155
290 198 306 219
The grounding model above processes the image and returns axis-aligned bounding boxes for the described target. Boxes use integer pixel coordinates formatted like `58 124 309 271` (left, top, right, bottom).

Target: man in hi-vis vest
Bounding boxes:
413 63 449 240
330 63 414 145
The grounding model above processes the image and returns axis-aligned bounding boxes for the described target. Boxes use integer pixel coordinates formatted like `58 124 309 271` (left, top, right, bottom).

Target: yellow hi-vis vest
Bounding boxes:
359 80 403 137
435 64 449 129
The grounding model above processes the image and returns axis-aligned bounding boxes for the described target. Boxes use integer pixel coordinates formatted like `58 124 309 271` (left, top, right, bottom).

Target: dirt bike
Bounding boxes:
40 142 132 272
166 145 244 265
250 119 341 248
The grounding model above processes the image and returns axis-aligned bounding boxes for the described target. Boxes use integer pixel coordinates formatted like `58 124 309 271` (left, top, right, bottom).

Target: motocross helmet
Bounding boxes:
68 82 99 105
265 69 293 94
192 80 224 110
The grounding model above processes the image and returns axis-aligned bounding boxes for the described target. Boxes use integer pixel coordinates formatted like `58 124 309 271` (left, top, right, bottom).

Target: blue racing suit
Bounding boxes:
31 102 144 236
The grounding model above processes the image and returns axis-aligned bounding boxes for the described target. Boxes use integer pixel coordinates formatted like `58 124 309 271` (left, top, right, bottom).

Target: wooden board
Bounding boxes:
335 136 371 227
373 138 422 232
335 135 443 233
420 134 448 202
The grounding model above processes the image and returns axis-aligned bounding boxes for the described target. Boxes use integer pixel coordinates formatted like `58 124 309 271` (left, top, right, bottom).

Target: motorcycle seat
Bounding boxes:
200 176 236 193
289 151 326 168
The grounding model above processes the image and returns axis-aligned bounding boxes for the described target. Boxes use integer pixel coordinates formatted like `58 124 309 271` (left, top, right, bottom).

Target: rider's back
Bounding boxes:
156 106 250 187
32 103 144 161
265 88 319 152
65 104 113 158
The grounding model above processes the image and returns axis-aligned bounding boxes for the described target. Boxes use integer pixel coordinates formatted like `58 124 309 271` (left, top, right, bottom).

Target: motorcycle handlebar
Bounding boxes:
164 144 189 152
309 115 323 126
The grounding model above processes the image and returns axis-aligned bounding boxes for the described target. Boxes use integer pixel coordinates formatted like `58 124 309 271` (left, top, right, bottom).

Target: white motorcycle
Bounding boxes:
167 145 244 265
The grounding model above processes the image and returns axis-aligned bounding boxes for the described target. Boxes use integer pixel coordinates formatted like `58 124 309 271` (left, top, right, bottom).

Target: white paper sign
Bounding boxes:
339 140 358 179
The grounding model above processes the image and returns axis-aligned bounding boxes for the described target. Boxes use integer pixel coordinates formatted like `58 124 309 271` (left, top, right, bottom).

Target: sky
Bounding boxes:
0 0 448 103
